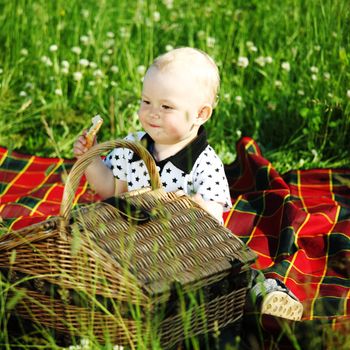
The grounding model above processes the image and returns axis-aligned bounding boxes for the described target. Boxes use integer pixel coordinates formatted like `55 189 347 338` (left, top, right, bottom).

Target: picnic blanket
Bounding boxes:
1 138 350 327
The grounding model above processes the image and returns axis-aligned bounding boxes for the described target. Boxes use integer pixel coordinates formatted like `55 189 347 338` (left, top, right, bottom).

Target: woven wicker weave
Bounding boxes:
0 140 256 348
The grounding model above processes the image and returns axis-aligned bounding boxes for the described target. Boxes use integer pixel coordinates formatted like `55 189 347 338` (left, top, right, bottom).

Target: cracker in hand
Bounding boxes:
85 115 103 149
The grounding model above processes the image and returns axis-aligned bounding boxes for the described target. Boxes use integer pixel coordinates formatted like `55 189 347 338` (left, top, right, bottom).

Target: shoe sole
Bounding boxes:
260 290 303 321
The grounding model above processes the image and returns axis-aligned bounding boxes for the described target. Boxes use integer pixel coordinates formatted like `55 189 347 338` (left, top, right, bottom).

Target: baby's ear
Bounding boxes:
196 104 213 125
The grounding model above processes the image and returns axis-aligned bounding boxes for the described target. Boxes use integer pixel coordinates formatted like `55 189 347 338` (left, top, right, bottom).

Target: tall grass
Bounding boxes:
1 0 350 348
0 0 349 171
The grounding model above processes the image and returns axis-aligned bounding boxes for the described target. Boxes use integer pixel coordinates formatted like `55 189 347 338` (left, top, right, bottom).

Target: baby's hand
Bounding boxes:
73 130 95 158
73 115 103 159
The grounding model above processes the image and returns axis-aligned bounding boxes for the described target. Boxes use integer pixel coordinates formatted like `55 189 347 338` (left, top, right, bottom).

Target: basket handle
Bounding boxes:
60 139 162 221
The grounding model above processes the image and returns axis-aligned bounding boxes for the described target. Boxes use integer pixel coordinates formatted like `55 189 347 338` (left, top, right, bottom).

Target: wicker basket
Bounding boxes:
0 140 256 349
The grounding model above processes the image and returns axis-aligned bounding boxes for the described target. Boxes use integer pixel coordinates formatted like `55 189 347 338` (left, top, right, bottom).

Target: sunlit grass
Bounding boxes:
1 0 350 348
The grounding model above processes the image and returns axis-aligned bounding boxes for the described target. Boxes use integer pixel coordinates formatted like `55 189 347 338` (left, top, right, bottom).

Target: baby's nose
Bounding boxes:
150 107 160 118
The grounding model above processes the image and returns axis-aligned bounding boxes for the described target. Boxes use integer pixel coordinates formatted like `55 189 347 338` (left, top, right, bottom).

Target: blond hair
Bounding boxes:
150 47 220 107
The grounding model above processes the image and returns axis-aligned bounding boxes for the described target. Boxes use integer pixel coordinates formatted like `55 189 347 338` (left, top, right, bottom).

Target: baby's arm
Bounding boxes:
73 130 127 199
191 193 224 223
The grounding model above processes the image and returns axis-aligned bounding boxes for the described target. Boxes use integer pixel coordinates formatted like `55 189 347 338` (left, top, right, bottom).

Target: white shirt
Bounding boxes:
103 127 232 211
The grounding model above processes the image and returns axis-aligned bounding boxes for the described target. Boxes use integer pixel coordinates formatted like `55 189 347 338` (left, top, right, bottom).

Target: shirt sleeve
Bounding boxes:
192 147 232 212
103 132 144 180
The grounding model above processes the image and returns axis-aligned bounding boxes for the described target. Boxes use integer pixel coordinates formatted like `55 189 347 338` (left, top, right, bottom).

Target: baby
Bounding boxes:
73 47 232 222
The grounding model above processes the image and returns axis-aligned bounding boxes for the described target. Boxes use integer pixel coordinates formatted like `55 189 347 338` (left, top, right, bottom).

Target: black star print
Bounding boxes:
122 155 125 159
143 171 147 176
172 178 177 183
111 165 114 170
132 168 136 173
114 155 119 160
215 168 220 172
188 181 193 186
135 177 140 182
215 181 220 185
109 155 112 160
207 187 211 191
117 165 122 170
181 172 186 177
204 152 208 156
162 182 167 187
208 175 212 178
128 181 133 186
200 181 204 185
206 161 211 165
166 168 171 173
139 163 144 167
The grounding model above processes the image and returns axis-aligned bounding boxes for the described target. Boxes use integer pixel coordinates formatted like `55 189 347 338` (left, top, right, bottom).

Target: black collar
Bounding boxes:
131 126 208 174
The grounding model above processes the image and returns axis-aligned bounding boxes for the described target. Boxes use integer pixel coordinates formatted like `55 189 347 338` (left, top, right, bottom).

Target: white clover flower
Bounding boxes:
89 61 97 69
248 45 257 53
246 41 254 48
153 11 161 22
310 66 318 74
0 68 3 74
61 67 69 75
55 88 63 96
197 30 205 39
254 56 266 67
297 90 305 96
332 32 337 38
162 0 173 9
347 90 350 99
71 46 82 55
120 27 129 38
80 35 90 45
102 55 110 63
235 95 242 104
165 44 174 52
281 61 290 72
81 9 90 18
237 56 249 68
314 45 321 51
107 49 113 55
103 39 115 49
20 48 28 56
19 91 27 97
236 129 242 138
49 44 58 52
93 69 103 78
327 93 334 98
61 60 70 68
88 80 96 86
311 74 317 81
206 36 216 48
323 72 330 80
265 56 273 64
80 338 90 348
24 82 33 89
107 31 115 38
274 80 282 88
267 102 277 111
137 65 146 75
223 93 230 101
110 65 119 73
110 81 118 87
79 58 89 67
73 71 83 81
311 149 318 162
41 55 53 66
299 158 305 167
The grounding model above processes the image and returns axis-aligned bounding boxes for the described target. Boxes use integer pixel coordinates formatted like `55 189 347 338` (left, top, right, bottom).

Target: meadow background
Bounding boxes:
1 0 349 172
1 0 350 349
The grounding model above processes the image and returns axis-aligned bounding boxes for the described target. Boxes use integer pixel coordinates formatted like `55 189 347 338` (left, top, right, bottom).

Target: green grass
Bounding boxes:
1 0 350 348
0 0 349 171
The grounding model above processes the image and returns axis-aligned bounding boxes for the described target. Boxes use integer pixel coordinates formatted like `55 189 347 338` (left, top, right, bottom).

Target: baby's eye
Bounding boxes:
162 104 172 110
142 99 150 105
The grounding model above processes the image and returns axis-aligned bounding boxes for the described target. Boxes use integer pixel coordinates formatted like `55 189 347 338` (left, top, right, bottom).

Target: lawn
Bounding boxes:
0 0 350 348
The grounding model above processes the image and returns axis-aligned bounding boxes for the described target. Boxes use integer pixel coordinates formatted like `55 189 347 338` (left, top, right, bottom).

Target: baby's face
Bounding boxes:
138 67 204 146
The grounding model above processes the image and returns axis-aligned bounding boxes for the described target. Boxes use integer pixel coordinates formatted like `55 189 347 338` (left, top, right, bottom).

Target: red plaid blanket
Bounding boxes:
1 139 350 326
